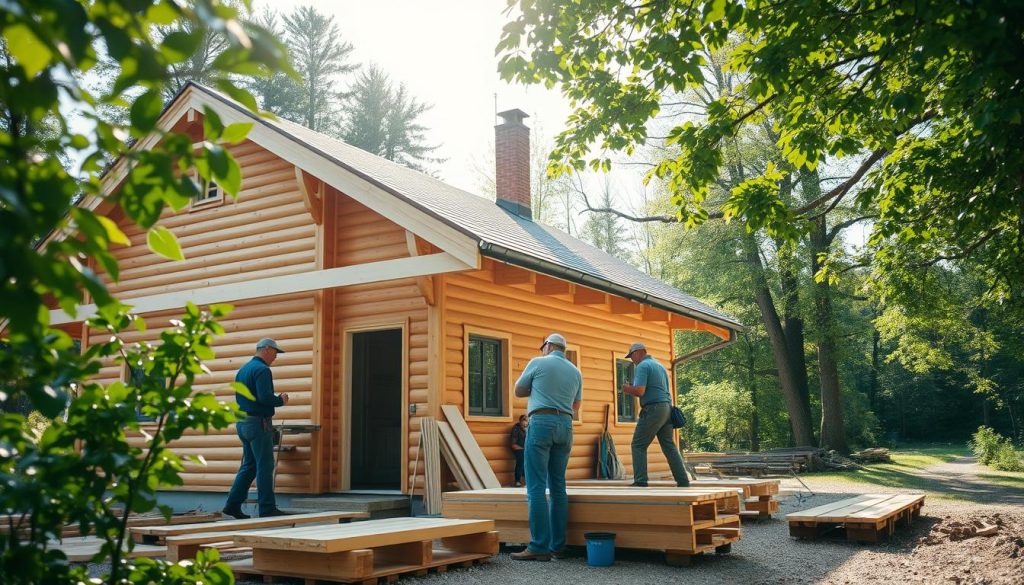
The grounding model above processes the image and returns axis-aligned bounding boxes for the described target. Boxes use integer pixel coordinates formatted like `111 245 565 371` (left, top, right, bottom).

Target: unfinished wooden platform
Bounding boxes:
568 477 782 519
442 487 742 566
47 535 167 562
131 511 369 561
787 494 925 542
228 517 498 584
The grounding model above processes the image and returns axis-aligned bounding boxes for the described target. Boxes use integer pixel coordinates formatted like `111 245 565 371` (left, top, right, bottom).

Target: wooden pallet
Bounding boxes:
228 517 498 584
568 478 782 519
134 511 369 561
787 494 925 542
3 510 222 538
442 487 742 565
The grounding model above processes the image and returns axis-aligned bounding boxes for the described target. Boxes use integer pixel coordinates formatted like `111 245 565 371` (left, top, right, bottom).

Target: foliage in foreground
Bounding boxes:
1 0 290 583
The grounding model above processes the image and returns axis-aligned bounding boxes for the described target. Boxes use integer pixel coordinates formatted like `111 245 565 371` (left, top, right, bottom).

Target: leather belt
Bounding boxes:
529 408 571 417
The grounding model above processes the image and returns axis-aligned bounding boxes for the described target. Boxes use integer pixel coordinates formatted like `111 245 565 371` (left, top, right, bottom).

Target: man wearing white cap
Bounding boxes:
509 333 583 561
621 342 689 487
223 338 291 518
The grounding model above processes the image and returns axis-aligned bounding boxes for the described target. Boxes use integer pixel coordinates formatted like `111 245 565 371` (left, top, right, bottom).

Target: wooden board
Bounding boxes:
421 418 443 514
440 405 501 489
438 420 484 490
230 548 491 583
231 517 495 554
47 536 168 562
132 510 367 541
569 478 780 498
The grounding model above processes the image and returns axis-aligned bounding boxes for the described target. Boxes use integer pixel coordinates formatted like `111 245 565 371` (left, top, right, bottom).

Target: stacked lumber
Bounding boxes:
850 448 893 463
442 487 742 566
437 405 501 490
130 511 368 562
686 447 845 475
420 418 443 514
228 517 498 584
787 493 926 542
567 477 782 519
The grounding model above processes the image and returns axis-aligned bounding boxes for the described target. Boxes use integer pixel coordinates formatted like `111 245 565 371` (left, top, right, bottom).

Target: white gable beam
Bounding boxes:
50 252 471 325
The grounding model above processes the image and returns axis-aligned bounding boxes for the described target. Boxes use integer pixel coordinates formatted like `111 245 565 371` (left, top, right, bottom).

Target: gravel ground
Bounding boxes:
89 462 1024 584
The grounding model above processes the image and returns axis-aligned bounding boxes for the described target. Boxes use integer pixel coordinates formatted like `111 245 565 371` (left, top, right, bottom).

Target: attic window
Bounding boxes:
190 172 223 209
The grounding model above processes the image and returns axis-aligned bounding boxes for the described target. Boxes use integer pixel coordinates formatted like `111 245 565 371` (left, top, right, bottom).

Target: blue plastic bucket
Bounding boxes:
584 531 616 566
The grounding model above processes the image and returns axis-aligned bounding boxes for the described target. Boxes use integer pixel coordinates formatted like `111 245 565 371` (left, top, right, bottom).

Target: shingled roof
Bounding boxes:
193 83 741 332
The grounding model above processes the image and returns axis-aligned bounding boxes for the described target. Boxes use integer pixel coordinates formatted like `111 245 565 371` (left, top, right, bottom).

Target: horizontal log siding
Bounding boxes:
101 140 316 298
328 194 428 493
444 261 676 483
90 293 317 492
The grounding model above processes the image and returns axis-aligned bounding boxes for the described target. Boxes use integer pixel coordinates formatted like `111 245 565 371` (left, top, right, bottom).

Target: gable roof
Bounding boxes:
189 83 741 332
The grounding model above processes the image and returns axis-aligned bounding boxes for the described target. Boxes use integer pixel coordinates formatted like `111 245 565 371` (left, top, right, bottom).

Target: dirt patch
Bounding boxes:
908 511 1024 584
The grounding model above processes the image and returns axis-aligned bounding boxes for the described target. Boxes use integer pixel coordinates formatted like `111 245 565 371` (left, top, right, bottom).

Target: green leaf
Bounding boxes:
2 24 53 77
215 79 259 112
231 382 255 401
221 122 253 144
97 216 130 246
130 90 164 134
160 30 203 63
147 225 185 261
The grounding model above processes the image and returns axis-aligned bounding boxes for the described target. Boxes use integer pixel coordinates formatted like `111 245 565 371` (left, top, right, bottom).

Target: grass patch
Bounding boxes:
802 444 977 501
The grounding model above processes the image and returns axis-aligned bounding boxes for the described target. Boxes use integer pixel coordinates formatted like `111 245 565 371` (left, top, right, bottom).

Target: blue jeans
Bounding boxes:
513 449 525 483
631 402 689 485
524 414 573 554
225 417 277 515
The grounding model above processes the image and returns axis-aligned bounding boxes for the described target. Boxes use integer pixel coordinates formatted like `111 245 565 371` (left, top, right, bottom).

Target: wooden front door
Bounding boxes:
350 328 403 489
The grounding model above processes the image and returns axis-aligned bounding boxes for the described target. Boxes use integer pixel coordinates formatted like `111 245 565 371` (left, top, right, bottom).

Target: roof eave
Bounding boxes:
478 241 743 333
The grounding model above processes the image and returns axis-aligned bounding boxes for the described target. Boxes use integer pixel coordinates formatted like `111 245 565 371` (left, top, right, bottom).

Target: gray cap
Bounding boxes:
625 342 646 357
540 333 567 349
256 338 286 353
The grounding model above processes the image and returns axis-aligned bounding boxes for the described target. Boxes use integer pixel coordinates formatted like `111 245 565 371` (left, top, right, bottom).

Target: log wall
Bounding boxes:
90 139 319 493
443 261 677 483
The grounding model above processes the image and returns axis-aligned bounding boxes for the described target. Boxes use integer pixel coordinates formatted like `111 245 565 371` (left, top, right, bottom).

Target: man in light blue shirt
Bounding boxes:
621 342 689 487
510 333 582 561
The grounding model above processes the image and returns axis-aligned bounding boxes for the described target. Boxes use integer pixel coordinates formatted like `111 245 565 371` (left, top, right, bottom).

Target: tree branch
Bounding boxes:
797 149 887 216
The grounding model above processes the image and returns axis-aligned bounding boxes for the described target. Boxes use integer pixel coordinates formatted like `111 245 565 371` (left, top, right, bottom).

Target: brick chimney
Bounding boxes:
495 109 531 219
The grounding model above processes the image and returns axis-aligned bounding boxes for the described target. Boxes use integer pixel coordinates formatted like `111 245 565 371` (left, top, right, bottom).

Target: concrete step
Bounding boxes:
289 495 410 520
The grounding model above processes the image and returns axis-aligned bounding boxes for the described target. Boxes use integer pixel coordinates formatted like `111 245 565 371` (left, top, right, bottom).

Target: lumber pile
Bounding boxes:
850 447 893 463
686 447 861 475
442 487 742 566
1 510 222 538
130 510 369 562
228 517 498 583
567 477 782 519
436 405 501 491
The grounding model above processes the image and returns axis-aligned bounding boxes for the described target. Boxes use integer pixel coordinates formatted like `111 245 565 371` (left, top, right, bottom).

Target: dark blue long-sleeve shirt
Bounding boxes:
235 356 283 417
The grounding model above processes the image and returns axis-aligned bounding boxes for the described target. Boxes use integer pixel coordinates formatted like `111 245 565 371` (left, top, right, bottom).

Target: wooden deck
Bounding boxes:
787 494 926 542
568 477 782 518
228 517 498 584
46 536 168 562
442 487 742 566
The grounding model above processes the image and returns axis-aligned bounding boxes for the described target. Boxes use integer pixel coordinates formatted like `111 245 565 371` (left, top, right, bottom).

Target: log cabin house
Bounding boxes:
50 83 741 499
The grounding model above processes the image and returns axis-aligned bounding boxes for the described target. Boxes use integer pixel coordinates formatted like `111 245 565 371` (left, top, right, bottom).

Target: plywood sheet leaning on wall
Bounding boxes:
440 405 501 489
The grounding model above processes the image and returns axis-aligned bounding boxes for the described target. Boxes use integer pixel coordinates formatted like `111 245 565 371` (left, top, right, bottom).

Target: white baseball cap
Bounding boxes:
540 333 567 349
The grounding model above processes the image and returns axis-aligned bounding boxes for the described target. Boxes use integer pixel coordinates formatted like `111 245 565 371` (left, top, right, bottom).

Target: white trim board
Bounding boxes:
50 252 472 325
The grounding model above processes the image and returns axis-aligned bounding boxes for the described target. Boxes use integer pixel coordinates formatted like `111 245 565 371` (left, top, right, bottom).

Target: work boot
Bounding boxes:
221 507 250 520
629 481 648 487
510 549 551 561
261 508 292 517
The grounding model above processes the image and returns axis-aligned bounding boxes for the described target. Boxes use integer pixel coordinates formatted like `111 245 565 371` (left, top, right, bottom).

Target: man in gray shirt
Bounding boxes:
510 333 582 561
621 342 689 487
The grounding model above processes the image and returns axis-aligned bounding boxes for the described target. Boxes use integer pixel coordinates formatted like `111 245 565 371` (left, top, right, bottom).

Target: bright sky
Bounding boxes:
263 0 572 196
